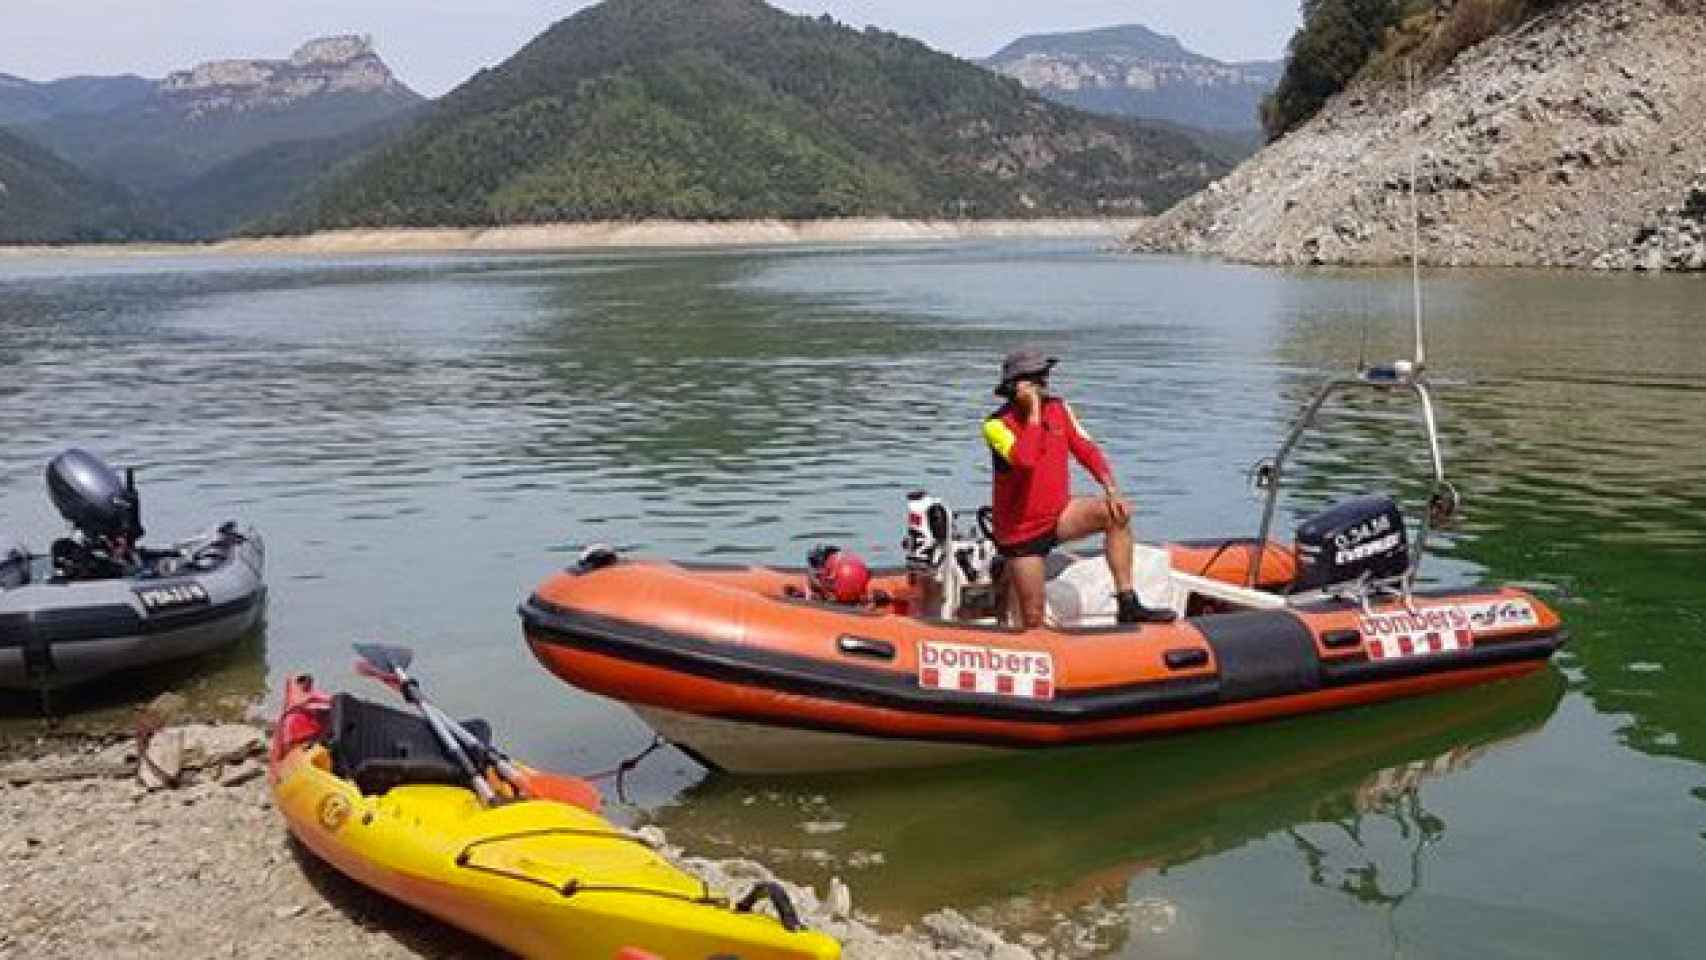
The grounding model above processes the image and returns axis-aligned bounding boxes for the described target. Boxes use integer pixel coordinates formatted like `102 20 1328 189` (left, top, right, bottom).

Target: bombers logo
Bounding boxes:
1358 606 1473 661
918 641 1054 700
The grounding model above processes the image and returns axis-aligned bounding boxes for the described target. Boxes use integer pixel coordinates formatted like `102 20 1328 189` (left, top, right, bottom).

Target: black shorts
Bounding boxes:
998 531 1059 558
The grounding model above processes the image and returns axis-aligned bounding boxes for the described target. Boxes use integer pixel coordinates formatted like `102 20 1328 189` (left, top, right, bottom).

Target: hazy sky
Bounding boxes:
2 1 1300 98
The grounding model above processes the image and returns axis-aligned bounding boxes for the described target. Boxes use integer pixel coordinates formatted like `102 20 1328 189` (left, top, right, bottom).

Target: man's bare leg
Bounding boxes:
1056 496 1133 592
1005 555 1048 629
1055 495 1175 623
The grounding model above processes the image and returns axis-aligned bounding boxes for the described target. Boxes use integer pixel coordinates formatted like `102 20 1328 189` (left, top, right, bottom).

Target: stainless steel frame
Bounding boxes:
1246 366 1451 595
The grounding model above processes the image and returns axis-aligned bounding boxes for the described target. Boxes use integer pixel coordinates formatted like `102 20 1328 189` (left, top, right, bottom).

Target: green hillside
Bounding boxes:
27 88 423 196
275 0 1225 231
0 128 155 243
165 108 426 238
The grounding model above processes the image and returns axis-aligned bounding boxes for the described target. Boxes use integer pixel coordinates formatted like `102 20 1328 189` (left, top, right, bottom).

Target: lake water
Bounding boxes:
1 241 1702 957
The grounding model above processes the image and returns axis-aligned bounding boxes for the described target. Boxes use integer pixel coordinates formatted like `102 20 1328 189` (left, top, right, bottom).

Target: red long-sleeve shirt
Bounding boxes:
983 398 1114 547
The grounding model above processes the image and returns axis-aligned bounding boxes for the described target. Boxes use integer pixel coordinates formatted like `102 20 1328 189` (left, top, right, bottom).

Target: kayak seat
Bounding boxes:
328 693 467 796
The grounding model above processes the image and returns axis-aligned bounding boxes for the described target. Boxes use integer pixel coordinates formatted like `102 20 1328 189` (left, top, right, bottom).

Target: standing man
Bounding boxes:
983 349 1176 628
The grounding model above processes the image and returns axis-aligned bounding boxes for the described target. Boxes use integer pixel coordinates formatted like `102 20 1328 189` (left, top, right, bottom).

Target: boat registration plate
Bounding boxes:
917 641 1054 700
134 582 211 613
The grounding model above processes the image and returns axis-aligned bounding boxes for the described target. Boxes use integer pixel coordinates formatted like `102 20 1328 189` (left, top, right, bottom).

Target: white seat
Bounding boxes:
1044 545 1188 628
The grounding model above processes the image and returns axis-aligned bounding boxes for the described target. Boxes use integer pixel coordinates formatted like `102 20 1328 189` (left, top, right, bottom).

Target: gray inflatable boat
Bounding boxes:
0 449 267 693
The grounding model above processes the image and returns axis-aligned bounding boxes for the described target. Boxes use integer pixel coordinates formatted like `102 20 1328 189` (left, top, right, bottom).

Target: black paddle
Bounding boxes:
352 642 499 806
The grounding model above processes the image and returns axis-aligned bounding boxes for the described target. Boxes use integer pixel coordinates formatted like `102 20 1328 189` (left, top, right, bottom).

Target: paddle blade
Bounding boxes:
516 765 603 813
353 658 403 690
352 642 414 675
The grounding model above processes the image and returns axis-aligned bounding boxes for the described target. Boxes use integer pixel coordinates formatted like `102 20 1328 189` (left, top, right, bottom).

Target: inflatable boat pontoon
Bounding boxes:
0 450 266 697
520 365 1566 773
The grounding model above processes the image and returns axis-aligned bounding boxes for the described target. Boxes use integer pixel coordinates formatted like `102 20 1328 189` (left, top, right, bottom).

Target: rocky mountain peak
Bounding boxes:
289 35 374 67
157 35 416 118
983 24 1280 133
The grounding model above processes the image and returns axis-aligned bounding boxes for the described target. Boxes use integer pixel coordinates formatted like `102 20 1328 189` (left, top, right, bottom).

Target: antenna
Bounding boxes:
1407 59 1426 372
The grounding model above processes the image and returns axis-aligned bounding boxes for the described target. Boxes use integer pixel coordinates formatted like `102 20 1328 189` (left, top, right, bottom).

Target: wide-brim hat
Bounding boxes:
996 349 1058 396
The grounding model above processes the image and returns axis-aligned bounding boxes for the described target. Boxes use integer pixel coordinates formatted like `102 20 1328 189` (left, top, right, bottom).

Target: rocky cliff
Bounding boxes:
18 35 423 199
984 25 1280 134
1127 0 1706 271
157 35 415 120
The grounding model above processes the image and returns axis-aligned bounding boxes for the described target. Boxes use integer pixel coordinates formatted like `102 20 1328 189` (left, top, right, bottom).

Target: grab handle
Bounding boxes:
735 881 803 932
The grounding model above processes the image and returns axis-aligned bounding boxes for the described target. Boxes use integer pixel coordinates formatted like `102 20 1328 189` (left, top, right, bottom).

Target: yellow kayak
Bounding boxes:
271 673 840 960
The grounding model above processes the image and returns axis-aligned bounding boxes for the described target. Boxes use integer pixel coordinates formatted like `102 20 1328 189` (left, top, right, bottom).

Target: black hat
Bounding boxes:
996 349 1057 396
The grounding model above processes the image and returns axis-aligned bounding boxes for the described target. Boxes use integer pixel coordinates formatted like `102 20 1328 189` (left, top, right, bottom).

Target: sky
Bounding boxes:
1 1 1300 98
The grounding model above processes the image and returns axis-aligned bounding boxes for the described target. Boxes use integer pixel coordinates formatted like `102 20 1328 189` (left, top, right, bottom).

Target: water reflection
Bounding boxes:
1266 268 1706 768
3 245 1703 952
648 670 1562 937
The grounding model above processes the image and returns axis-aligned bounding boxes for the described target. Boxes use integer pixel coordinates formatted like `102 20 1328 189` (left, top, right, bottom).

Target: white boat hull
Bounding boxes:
632 704 1013 774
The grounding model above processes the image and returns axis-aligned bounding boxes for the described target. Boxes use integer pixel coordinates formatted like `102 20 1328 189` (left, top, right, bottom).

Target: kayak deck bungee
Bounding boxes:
270 673 839 959
519 545 1566 773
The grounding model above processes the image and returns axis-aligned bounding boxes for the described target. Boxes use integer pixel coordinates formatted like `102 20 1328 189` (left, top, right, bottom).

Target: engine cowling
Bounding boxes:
46 449 135 539
1293 495 1410 591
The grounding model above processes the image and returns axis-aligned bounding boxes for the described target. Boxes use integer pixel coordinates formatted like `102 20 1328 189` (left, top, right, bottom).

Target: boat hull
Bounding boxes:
0 529 265 690
269 677 840 960
634 704 1013 774
520 555 1568 774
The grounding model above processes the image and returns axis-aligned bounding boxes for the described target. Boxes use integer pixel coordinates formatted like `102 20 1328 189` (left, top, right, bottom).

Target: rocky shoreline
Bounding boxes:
1127 0 1706 272
0 720 1103 960
0 218 1146 260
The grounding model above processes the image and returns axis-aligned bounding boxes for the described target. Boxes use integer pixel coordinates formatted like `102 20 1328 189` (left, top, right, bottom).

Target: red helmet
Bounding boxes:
808 546 871 604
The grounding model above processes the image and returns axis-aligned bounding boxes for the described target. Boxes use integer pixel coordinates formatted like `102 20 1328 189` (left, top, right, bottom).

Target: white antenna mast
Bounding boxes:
1407 59 1426 372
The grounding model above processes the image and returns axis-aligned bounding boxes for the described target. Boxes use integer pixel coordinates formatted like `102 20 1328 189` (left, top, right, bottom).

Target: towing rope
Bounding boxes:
581 735 667 803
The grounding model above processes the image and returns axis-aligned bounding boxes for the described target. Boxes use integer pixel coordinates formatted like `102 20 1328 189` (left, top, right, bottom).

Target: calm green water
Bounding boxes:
1 243 1702 956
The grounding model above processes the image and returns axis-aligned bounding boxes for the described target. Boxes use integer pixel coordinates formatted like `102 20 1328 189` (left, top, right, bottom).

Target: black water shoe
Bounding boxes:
1117 591 1177 624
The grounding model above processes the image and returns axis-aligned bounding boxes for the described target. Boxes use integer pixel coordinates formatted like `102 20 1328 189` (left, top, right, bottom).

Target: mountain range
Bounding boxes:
0 73 154 126
0 127 152 243
1 2 1249 244
275 0 1225 231
983 25 1281 135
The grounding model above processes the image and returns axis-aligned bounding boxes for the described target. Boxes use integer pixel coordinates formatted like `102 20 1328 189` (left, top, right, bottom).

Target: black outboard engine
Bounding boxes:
1293 495 1410 592
45 449 144 580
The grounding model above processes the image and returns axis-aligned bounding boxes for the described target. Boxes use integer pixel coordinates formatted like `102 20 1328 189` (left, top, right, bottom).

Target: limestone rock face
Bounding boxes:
158 34 413 118
1126 0 1706 270
984 25 1280 133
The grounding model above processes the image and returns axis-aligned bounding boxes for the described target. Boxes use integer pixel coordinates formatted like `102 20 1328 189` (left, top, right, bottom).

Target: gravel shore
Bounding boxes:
0 218 1145 260
0 723 1074 960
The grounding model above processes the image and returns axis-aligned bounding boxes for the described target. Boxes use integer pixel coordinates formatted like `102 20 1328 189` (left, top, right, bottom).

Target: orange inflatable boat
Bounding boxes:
520 367 1567 773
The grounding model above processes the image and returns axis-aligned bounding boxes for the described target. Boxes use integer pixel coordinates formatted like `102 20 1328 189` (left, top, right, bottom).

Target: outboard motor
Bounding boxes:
47 448 142 541
1293 495 1410 592
45 449 144 581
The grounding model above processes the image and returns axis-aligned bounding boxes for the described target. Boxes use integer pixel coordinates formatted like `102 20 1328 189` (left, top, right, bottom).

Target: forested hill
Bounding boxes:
0 128 151 243
271 0 1225 231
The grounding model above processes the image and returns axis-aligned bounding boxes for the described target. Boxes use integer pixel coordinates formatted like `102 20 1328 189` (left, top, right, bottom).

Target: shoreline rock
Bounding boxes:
1126 0 1706 272
0 723 1089 959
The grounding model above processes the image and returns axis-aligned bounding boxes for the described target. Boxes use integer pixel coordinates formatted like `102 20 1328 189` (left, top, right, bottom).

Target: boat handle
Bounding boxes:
736 881 804 932
1163 648 1210 670
837 635 896 660
1321 629 1363 650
